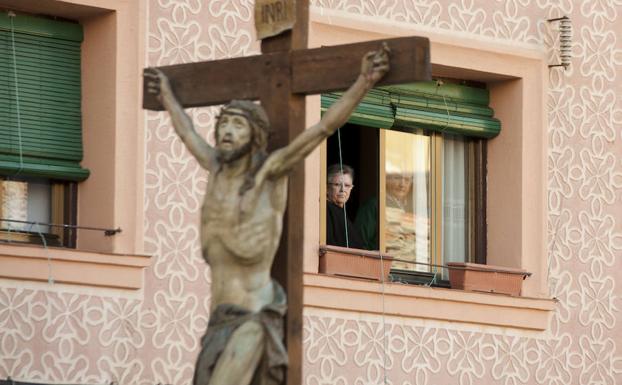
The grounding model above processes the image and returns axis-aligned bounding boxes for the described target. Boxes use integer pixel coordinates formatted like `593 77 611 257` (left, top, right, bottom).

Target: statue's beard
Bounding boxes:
217 140 253 163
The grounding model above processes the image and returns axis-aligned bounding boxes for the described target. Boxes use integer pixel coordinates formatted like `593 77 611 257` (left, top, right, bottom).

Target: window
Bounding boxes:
306 19 552 327
0 12 87 247
322 80 497 286
0 177 77 247
0 2 150 289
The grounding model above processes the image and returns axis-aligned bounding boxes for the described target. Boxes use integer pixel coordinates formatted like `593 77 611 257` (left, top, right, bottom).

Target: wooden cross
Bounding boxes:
143 1 430 384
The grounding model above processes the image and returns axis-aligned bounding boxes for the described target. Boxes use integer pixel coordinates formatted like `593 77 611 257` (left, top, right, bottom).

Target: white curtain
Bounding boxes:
411 134 430 272
442 135 467 275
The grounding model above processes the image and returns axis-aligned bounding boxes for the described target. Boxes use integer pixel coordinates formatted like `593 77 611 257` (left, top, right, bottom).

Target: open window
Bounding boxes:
321 80 497 286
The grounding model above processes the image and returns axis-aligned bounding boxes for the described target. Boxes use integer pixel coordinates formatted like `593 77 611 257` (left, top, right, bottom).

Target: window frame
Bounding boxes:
0 0 147 255
0 0 150 290
320 125 487 286
0 177 77 248
382 129 488 283
303 13 552 331
0 12 84 249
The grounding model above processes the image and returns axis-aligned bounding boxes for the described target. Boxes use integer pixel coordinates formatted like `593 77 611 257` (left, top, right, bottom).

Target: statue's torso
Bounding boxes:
201 170 287 312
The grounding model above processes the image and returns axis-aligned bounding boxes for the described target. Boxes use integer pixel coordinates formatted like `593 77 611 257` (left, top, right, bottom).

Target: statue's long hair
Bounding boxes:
215 100 271 195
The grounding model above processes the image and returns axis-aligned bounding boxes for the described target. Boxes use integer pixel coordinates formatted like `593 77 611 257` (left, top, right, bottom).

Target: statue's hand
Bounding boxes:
144 67 173 101
361 42 390 87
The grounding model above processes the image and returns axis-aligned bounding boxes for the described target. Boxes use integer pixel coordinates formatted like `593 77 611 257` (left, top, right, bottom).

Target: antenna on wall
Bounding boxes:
547 16 572 69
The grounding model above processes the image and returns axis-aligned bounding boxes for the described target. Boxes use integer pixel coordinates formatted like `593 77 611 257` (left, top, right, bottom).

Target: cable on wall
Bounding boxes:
7 11 24 176
336 128 350 248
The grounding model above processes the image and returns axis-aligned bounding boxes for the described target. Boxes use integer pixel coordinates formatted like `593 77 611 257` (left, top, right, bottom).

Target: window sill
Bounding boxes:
0 243 151 290
303 273 556 331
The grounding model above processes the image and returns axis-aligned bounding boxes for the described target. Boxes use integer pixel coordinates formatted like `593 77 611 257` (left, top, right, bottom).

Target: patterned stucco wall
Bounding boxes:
302 1 622 385
1 0 621 384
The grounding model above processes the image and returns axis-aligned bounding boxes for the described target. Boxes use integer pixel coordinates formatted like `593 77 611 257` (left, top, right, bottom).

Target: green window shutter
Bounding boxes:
0 13 89 181
321 81 501 139
386 82 500 138
321 89 395 128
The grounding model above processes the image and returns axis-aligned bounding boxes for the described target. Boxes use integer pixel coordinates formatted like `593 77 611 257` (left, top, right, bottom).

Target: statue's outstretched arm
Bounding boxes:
263 44 390 179
145 68 218 171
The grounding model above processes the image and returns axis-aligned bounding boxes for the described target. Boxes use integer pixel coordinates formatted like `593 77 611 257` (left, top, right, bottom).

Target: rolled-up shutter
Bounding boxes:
321 89 395 128
321 81 501 139
0 12 89 181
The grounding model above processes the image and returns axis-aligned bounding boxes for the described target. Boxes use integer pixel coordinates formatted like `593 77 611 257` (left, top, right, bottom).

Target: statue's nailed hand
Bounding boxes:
361 42 390 87
144 67 173 101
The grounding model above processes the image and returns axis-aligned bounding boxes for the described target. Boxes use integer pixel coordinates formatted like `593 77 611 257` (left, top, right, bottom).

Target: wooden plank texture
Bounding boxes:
260 1 308 383
143 36 430 111
292 36 431 94
142 53 279 110
263 53 306 385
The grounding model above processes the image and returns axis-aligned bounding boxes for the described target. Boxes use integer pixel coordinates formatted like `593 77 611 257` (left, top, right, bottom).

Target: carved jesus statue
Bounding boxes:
144 44 390 385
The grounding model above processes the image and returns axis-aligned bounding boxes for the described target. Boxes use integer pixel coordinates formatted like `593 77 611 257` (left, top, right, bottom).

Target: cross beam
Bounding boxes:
143 37 430 110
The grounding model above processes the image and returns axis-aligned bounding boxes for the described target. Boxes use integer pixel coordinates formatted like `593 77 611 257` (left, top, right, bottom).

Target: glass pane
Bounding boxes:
384 130 431 272
27 178 52 234
442 134 468 276
0 177 51 234
0 179 29 231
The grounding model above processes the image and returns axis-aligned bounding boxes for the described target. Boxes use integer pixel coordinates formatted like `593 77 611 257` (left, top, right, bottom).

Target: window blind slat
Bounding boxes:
0 33 81 51
0 97 81 111
0 129 83 144
1 112 82 126
0 57 81 75
2 88 81 103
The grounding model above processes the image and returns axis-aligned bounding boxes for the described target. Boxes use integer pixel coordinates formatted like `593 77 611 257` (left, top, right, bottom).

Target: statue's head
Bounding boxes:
215 100 270 194
215 100 270 163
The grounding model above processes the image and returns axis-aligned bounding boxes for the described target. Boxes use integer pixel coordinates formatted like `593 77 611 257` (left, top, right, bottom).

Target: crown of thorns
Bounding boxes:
216 108 254 123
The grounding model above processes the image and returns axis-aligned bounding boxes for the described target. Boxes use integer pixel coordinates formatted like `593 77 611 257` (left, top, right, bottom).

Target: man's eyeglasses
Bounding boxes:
328 182 354 190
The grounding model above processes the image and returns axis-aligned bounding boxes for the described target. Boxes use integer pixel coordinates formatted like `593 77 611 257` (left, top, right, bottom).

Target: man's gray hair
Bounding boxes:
327 164 354 182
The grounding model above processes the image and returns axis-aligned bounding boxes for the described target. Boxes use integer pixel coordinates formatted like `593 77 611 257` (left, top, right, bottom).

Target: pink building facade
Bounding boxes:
0 1 621 384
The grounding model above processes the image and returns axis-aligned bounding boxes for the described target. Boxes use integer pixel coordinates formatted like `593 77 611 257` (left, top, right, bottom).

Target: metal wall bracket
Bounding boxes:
547 16 572 69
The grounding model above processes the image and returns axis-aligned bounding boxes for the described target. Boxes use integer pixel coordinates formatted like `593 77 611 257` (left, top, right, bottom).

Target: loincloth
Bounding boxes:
193 280 288 385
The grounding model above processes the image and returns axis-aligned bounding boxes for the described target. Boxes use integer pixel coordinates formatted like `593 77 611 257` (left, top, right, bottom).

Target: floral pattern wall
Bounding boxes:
1 0 621 384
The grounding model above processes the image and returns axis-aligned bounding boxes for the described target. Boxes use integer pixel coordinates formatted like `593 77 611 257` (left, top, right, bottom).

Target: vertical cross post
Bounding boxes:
260 2 309 384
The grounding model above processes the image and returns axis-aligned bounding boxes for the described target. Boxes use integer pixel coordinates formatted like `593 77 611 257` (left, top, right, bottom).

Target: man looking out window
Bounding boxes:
325 164 365 249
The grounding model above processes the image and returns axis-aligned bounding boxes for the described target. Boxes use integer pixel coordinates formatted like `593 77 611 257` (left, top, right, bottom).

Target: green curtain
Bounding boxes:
321 81 501 139
0 13 89 181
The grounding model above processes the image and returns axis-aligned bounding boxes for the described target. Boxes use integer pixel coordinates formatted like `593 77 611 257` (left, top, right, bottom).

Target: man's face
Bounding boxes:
386 173 413 200
216 108 252 162
327 173 353 208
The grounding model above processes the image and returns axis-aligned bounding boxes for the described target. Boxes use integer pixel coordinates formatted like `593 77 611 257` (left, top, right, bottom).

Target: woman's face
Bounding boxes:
327 173 354 208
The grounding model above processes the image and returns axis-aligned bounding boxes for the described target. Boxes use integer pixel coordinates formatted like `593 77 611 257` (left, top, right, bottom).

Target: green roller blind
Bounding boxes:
321 81 501 139
321 89 395 128
0 13 89 181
